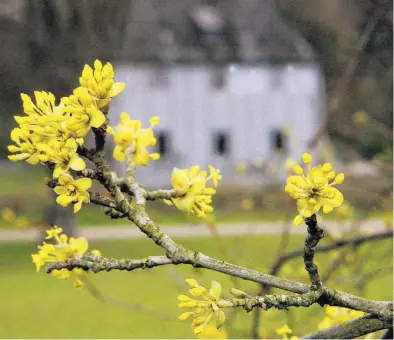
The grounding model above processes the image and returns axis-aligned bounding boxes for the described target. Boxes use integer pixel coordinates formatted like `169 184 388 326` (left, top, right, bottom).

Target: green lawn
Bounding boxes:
0 234 392 338
1 166 391 229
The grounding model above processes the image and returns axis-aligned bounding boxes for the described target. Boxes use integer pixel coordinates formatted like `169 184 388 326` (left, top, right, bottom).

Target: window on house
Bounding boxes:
271 130 286 152
213 131 229 155
156 131 170 156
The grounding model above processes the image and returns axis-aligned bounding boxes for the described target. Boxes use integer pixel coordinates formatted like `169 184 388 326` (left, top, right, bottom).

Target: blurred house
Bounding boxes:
0 0 326 187
108 0 326 188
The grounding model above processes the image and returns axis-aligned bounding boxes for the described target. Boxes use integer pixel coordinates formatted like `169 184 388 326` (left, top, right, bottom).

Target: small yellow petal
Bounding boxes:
302 153 312 164
177 295 191 302
293 165 304 175
185 278 198 287
178 312 194 320
73 201 83 213
107 82 126 98
75 178 92 191
56 194 75 207
149 116 160 126
209 280 222 300
334 173 345 184
293 215 304 226
69 155 86 171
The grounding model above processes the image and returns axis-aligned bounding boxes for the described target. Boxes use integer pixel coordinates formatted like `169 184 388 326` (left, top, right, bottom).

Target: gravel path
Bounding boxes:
0 220 388 243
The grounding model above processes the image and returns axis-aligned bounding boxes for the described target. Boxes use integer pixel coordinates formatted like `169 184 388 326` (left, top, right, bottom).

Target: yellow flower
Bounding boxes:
62 87 106 138
318 306 364 330
198 323 228 339
32 226 99 288
164 166 220 219
8 92 83 168
79 59 126 109
16 91 61 123
236 163 248 174
15 92 69 140
178 279 226 335
2 207 17 223
209 165 222 188
8 127 41 165
241 198 254 211
107 112 160 165
276 324 293 340
285 153 344 225
352 111 368 125
54 173 91 213
36 138 86 178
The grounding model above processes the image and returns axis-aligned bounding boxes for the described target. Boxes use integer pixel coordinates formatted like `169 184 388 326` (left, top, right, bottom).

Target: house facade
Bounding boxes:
106 0 326 188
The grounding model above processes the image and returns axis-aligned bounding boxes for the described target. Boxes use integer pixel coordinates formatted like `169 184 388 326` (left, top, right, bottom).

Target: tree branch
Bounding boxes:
304 214 324 288
46 254 173 273
53 147 393 324
271 231 392 274
307 5 383 148
89 192 118 209
302 314 392 339
83 278 175 320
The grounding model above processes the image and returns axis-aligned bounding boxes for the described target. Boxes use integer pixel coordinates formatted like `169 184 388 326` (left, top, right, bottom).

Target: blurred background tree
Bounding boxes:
0 0 392 162
277 0 393 162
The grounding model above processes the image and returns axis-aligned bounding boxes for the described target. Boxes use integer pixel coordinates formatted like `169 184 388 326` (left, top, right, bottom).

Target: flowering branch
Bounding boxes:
12 60 392 338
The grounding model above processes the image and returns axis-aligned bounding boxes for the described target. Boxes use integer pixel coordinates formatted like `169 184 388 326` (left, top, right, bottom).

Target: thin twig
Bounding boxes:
83 278 175 320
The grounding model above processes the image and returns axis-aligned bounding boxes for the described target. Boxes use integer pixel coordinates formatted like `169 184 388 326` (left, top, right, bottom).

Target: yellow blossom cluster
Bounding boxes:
79 60 126 110
32 226 101 288
106 112 160 165
178 279 228 335
285 153 345 226
53 173 92 213
318 306 364 330
8 60 125 212
164 165 222 218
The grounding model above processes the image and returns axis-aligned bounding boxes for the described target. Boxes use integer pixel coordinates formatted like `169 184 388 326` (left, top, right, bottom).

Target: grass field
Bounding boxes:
1 165 392 229
0 234 392 338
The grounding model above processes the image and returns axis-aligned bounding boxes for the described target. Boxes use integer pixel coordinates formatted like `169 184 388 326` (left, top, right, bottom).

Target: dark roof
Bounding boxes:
118 0 315 63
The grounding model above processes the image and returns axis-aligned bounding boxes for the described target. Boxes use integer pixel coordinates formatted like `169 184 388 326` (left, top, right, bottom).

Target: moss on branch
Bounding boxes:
46 254 173 273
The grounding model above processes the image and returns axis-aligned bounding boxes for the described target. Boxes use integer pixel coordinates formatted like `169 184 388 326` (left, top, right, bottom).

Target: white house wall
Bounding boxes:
107 63 325 189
